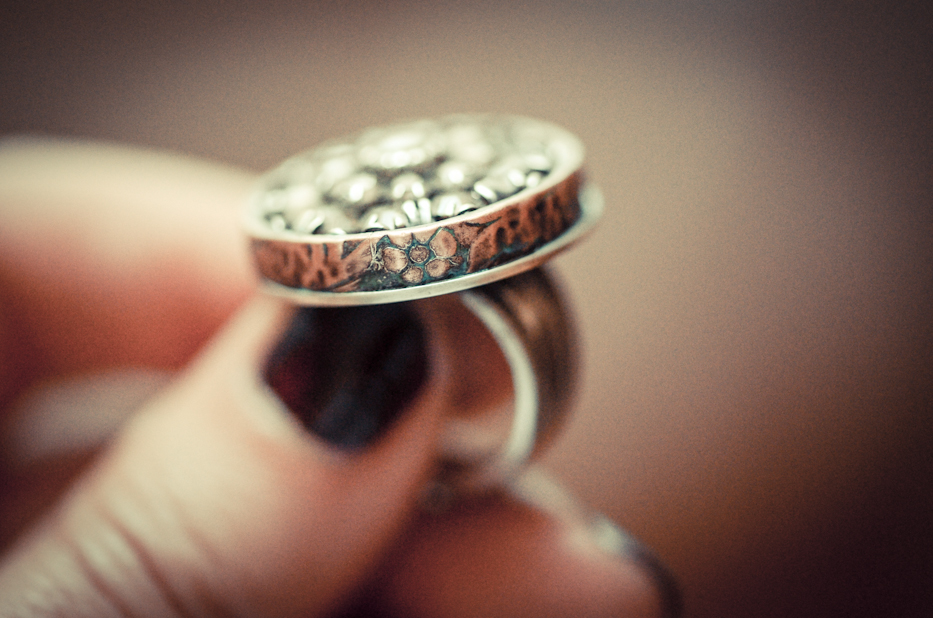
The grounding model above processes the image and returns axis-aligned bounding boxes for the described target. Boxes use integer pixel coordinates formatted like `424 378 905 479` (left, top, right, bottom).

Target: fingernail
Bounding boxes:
263 304 428 449
590 516 684 618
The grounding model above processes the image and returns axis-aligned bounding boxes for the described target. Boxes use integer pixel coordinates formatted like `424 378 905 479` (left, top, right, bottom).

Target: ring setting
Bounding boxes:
244 115 600 489
244 115 601 305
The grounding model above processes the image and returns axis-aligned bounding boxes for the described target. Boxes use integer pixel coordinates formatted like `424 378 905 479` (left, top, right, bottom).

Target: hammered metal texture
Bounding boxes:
246 115 585 294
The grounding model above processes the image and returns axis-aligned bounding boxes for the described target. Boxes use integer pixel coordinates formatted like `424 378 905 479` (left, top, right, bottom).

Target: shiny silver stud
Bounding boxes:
362 206 409 231
256 116 557 236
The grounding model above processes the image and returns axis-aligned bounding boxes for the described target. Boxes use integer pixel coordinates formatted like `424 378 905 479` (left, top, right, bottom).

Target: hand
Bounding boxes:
0 138 677 617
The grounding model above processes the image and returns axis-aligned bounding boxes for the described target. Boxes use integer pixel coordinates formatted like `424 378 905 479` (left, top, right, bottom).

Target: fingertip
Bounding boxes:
515 471 682 618
0 295 453 617
361 473 672 618
0 138 255 384
585 515 683 618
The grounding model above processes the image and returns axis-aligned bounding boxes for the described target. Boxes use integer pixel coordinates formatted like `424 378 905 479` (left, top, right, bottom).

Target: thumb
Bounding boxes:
0 295 452 617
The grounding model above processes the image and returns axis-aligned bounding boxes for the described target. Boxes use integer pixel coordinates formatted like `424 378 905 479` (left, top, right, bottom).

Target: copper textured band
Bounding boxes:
243 115 598 305
251 171 582 292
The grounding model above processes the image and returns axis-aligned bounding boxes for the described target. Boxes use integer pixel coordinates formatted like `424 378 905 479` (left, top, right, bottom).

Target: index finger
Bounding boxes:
0 137 254 406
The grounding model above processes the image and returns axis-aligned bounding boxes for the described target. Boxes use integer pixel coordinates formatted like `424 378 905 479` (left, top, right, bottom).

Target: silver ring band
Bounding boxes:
437 267 577 491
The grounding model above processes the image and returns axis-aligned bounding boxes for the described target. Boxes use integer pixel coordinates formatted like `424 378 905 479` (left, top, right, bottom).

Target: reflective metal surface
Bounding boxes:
243 115 598 304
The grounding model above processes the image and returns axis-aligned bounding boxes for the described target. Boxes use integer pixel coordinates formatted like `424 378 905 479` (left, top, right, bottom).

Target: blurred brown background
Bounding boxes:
2 1 931 616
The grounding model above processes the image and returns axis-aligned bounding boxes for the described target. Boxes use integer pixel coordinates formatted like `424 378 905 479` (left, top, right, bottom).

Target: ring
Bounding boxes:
243 114 601 304
243 115 600 489
437 267 577 492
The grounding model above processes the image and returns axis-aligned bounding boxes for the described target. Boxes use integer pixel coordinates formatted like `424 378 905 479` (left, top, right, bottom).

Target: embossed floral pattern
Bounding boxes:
374 228 464 287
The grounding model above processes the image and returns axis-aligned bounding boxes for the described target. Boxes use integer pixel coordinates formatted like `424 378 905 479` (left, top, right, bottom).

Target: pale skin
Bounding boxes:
0 138 663 617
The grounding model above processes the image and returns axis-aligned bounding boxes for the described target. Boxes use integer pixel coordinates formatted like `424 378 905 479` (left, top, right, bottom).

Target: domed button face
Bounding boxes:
357 120 445 171
250 116 564 236
291 208 326 234
281 185 323 226
331 172 382 207
473 173 521 203
324 207 361 235
313 151 357 192
522 152 553 173
445 122 499 166
434 160 477 191
399 198 433 226
391 173 427 200
431 192 479 219
361 205 409 231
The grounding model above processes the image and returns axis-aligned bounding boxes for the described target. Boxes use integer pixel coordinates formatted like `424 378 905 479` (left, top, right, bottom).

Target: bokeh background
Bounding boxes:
2 1 931 616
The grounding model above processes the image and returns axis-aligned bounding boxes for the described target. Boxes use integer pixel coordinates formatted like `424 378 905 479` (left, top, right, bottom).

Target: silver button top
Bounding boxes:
255 116 557 235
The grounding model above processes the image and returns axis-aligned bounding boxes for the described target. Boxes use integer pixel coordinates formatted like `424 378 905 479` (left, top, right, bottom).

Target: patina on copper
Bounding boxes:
243 115 591 301
250 171 582 293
